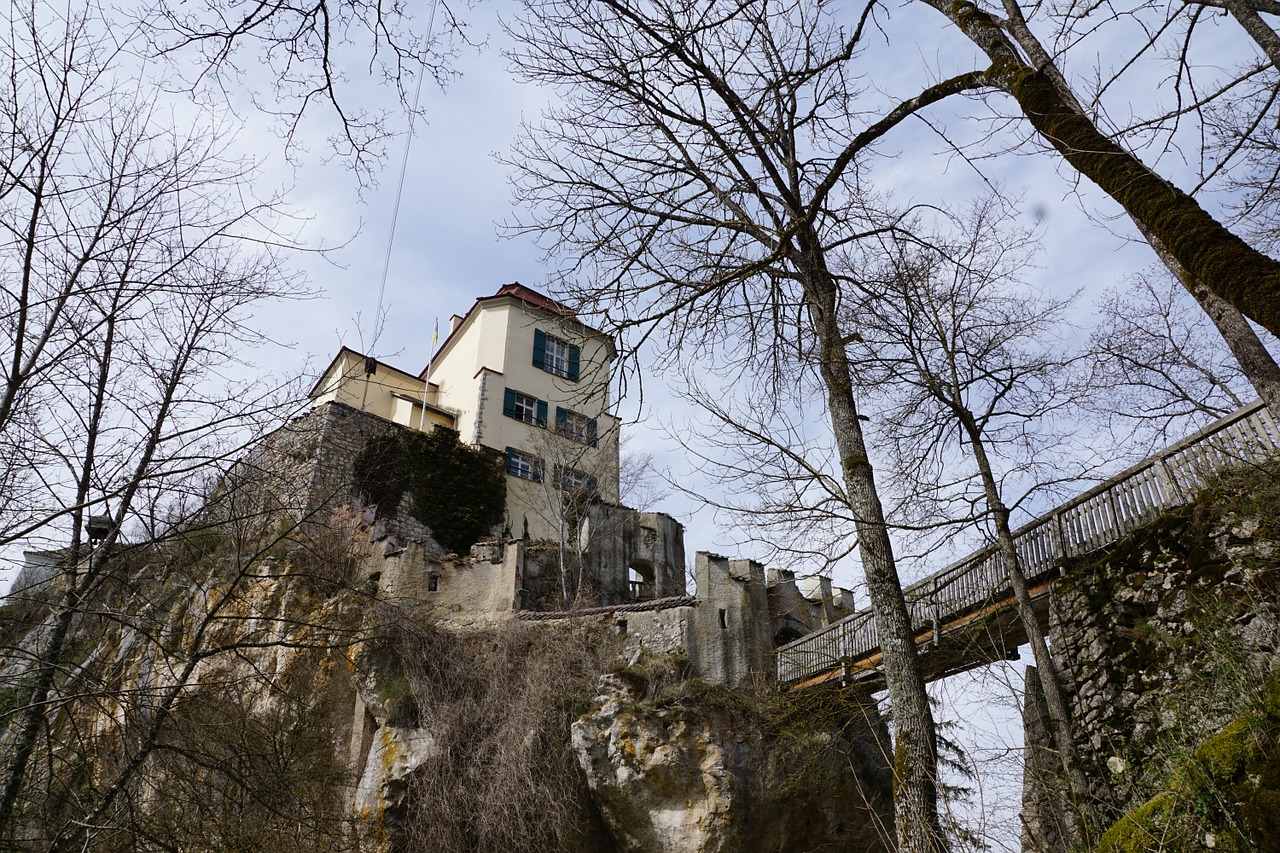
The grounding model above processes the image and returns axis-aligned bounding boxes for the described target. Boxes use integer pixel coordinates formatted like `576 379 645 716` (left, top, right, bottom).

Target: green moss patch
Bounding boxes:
1097 675 1280 853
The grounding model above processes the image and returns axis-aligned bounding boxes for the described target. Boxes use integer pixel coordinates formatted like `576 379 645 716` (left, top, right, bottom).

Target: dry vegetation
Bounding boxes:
368 611 621 853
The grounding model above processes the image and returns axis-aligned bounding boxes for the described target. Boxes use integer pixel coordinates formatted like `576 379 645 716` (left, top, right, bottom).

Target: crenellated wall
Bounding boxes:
512 552 857 687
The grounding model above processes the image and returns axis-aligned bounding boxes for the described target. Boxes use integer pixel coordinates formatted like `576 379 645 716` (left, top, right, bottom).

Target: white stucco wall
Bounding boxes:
312 351 453 430
427 297 620 539
312 289 622 543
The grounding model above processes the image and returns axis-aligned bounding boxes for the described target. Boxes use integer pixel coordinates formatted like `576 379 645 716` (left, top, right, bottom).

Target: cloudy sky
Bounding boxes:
265 0 1177 586
3 0 1262 842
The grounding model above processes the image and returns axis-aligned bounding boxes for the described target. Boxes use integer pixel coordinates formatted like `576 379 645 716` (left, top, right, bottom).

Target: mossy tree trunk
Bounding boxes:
797 240 947 853
920 0 1280 339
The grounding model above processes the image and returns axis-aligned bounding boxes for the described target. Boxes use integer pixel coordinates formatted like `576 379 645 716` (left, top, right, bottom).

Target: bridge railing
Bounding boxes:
777 400 1280 684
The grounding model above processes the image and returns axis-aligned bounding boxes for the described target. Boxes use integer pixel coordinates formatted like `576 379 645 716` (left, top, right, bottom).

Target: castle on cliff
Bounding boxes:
236 282 858 684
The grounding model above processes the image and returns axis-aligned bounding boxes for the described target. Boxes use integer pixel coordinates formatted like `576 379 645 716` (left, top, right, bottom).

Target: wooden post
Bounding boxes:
1106 486 1124 542
1153 456 1184 505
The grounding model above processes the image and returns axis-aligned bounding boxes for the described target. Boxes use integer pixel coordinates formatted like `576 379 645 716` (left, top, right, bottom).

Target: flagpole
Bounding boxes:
418 319 438 431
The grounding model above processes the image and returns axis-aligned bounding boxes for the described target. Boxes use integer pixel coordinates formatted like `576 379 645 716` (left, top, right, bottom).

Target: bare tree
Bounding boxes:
137 0 469 183
1088 268 1268 447
844 196 1096 846
502 0 1007 846
0 474 364 851
674 373 863 572
0 1 311 832
987 0 1280 416
519 422 614 607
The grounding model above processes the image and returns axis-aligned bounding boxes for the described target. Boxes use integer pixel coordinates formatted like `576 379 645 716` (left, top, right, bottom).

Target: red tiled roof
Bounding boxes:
491 282 576 318
421 281 606 379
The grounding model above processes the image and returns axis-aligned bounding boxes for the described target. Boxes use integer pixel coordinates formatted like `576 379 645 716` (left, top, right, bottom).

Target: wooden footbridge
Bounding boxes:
776 400 1280 691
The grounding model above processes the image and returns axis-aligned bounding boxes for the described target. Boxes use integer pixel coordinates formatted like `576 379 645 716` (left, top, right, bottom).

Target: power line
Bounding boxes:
367 0 441 354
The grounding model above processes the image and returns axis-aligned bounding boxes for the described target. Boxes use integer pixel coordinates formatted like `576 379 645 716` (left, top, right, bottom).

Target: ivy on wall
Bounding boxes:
353 428 506 554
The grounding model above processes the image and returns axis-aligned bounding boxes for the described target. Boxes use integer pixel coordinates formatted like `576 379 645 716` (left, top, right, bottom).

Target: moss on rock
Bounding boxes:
1096 675 1280 853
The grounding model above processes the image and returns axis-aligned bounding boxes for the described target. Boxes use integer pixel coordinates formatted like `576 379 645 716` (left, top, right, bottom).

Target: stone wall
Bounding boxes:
688 554 774 686
220 401 437 544
227 402 856 684
512 552 857 687
1022 485 1280 849
584 505 687 604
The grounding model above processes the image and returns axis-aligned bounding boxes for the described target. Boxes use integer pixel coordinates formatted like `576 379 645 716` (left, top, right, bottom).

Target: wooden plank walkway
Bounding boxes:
776 400 1280 687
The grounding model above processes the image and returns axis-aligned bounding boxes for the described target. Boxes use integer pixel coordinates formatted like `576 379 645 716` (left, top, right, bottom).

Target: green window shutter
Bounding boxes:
587 475 598 495
505 447 516 475
533 329 547 370
587 418 598 447
567 343 580 380
536 399 548 427
532 457 544 483
503 388 517 418
555 406 567 432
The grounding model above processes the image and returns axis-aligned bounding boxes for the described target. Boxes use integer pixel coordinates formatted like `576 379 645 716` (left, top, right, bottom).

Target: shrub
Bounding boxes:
353 427 506 554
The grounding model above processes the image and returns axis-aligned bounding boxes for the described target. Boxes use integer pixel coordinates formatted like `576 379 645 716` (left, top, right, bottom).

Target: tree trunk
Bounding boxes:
922 0 1280 338
960 413 1094 848
1223 0 1280 69
1133 217 1280 414
799 247 947 853
1189 283 1280 413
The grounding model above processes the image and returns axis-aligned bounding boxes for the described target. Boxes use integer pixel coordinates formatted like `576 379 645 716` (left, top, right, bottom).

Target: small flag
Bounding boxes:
433 318 439 345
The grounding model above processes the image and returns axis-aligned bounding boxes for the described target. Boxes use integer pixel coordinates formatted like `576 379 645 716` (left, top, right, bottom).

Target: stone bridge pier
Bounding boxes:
1020 493 1280 851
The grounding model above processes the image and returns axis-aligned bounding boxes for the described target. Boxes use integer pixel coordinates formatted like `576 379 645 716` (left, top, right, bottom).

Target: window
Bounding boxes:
555 407 598 446
553 463 596 493
545 337 572 377
506 447 543 482
503 388 547 427
629 562 654 602
560 466 591 492
533 329 580 380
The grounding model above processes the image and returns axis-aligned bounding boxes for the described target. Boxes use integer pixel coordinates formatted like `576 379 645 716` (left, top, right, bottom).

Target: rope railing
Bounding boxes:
777 400 1280 684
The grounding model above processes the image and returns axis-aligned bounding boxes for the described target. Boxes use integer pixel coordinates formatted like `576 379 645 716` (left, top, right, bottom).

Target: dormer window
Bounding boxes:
533 329 580 380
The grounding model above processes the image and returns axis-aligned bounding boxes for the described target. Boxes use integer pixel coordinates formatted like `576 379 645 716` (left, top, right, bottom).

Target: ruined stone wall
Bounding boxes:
220 401 439 544
685 554 773 686
766 569 856 645
584 504 687 604
1022 488 1280 850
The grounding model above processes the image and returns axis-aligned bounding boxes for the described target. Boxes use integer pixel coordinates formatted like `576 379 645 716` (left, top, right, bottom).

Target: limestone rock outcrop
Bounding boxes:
572 674 894 853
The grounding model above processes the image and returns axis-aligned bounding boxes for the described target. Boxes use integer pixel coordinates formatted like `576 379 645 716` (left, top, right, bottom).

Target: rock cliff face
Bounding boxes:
573 674 894 853
0 506 892 853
